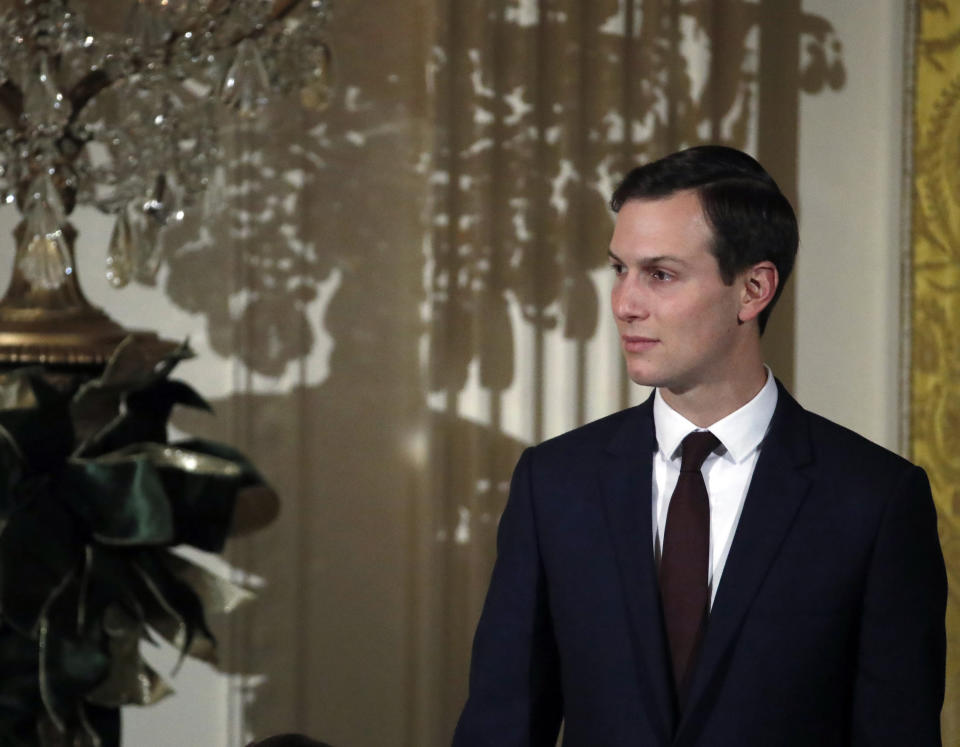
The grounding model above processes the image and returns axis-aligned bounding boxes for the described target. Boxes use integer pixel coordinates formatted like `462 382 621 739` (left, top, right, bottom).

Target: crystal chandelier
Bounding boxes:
0 0 332 366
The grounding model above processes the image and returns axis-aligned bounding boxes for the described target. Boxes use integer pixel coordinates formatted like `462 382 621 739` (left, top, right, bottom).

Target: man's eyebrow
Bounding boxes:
607 250 688 266
643 255 688 266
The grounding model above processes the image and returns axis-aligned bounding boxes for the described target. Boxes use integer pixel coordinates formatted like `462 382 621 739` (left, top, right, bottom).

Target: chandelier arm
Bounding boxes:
58 129 90 174
271 0 305 23
66 69 112 125
201 0 305 47
0 81 24 123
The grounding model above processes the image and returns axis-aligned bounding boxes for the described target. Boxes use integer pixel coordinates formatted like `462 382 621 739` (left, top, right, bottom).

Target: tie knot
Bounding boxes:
679 430 719 473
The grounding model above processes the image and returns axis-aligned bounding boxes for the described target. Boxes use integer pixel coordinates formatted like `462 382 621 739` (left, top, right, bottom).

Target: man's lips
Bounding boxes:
621 335 659 353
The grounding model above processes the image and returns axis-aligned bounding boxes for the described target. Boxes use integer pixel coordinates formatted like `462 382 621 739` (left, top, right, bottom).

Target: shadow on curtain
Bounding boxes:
165 1 844 745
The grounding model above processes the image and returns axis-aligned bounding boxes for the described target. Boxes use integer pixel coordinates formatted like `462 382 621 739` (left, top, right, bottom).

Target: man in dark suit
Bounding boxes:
452 146 946 746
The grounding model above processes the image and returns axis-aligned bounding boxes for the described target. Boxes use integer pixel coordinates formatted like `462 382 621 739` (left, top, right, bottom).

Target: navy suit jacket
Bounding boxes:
452 383 946 746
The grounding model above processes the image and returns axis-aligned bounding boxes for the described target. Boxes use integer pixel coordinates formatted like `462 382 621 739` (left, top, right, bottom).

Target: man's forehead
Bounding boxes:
611 193 713 248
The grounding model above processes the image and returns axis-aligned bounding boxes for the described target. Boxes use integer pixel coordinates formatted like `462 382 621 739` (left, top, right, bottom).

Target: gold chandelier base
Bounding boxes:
0 304 176 369
0 221 177 370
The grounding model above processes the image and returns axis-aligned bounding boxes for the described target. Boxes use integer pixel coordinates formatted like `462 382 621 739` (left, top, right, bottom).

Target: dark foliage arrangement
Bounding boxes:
0 339 270 746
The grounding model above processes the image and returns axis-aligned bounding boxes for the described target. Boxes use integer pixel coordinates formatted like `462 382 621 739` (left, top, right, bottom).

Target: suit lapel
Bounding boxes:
598 395 675 741
674 383 815 744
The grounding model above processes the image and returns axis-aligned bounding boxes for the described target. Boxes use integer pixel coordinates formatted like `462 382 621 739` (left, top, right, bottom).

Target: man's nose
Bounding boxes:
612 279 649 321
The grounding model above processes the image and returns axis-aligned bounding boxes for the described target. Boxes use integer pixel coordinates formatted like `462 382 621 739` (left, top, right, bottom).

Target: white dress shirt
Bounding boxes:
652 368 778 605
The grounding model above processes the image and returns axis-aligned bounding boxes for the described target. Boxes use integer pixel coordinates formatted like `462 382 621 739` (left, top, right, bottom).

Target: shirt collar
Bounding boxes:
653 367 779 464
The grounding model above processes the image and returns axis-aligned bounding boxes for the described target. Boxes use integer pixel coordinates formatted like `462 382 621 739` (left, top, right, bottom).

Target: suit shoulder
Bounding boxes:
802 408 920 478
530 405 642 459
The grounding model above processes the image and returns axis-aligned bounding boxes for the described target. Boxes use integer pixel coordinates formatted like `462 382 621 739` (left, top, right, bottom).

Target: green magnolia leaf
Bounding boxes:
60 456 175 547
163 552 254 619
173 438 265 483
75 410 166 462
78 548 146 638
122 378 212 428
63 443 251 551
99 336 169 388
79 704 121 747
27 564 108 737
140 379 211 414
131 552 215 667
0 625 42 736
86 604 173 708
142 454 240 553
0 497 83 635
0 425 26 519
0 370 74 475
0 369 41 410
76 379 212 460
72 337 191 456
150 340 195 380
70 387 128 459
36 703 121 747
173 438 277 542
38 616 110 734
72 339 199 460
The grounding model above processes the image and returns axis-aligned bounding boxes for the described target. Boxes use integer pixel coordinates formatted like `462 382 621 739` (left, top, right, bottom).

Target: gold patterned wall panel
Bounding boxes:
912 1 960 740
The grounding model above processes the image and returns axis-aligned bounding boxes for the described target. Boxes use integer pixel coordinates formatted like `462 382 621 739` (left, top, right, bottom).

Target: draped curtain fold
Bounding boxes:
422 1 770 740
171 2 849 745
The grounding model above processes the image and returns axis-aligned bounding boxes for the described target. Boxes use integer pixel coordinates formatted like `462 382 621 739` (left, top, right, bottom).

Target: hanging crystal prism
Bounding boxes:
18 230 74 291
220 39 271 118
143 171 185 226
21 56 72 137
25 173 67 224
125 0 173 55
105 208 134 288
129 202 162 284
182 101 222 195
134 233 163 284
17 175 72 291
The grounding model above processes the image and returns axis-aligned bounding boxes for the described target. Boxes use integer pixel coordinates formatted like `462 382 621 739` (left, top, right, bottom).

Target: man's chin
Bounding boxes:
625 365 666 389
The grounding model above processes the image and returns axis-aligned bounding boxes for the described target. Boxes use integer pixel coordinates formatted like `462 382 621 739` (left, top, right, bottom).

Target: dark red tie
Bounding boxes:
659 430 719 705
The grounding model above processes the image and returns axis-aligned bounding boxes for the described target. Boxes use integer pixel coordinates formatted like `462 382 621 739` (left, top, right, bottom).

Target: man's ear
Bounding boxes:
737 261 778 324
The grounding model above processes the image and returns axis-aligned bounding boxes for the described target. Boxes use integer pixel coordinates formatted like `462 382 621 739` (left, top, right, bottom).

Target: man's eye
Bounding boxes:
650 270 673 281
609 262 626 276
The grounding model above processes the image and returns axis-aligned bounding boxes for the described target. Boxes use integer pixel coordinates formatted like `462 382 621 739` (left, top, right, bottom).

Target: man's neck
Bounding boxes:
659 364 769 428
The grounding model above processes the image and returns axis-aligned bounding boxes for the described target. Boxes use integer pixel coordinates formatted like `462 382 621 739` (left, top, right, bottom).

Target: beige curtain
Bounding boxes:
163 2 846 745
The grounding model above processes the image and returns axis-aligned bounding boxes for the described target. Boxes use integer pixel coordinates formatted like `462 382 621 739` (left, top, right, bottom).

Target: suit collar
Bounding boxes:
674 380 815 744
652 367 779 464
605 391 657 458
